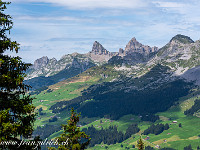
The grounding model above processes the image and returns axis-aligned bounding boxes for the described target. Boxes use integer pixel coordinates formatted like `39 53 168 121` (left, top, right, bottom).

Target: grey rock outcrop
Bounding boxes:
33 56 50 70
123 37 158 55
87 41 116 63
91 41 109 55
181 65 200 85
119 48 125 56
157 34 197 60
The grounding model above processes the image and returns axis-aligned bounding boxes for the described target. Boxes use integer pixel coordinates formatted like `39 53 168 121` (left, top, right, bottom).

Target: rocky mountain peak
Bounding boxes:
33 56 49 70
91 41 109 55
71 52 79 57
170 34 194 44
116 37 159 65
125 37 142 52
88 41 115 63
119 37 158 57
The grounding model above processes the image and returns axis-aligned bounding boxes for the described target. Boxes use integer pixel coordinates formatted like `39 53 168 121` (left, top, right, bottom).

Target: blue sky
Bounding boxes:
4 0 200 63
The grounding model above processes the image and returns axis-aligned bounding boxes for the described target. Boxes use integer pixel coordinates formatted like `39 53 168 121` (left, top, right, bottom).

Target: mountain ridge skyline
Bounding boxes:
30 34 195 64
6 0 200 63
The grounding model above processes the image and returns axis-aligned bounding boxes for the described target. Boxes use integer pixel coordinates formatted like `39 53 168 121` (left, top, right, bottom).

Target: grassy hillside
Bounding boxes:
32 64 122 130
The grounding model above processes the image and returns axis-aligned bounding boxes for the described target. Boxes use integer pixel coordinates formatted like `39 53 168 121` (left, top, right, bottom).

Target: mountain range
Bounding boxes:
28 34 200 149
25 35 160 89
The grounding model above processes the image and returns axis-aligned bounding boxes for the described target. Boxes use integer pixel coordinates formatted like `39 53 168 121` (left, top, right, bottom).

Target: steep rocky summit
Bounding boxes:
118 37 158 56
33 56 50 70
125 37 158 54
152 34 200 85
157 34 198 63
118 37 158 64
87 41 116 63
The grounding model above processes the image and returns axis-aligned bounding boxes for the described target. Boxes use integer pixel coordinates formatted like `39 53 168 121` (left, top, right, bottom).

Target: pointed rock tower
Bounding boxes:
88 41 116 63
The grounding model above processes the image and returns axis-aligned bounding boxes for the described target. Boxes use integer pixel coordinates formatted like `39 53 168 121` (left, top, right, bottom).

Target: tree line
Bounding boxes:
143 123 169 135
82 124 140 147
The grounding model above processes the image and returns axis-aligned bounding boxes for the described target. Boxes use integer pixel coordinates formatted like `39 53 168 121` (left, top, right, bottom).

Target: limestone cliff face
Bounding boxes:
91 41 109 55
33 56 50 70
87 41 116 63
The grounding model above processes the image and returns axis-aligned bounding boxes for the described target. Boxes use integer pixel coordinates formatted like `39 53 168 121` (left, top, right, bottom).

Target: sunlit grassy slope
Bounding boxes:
32 65 122 127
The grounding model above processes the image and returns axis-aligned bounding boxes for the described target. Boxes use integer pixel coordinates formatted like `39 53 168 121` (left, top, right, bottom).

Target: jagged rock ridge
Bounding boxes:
26 53 95 80
124 37 158 54
117 37 158 64
27 34 200 88
27 37 159 80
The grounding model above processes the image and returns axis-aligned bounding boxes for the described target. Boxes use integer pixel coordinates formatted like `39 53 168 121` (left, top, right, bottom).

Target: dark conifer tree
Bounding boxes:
164 123 169 130
49 108 90 150
0 1 37 149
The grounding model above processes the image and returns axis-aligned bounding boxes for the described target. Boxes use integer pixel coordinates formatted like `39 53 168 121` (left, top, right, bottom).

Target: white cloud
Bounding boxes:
10 0 147 10
153 0 200 15
153 1 186 8
15 15 93 22
153 1 200 31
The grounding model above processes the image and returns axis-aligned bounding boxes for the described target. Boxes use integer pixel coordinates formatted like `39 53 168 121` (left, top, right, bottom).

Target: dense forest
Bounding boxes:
143 123 169 135
82 124 140 147
33 125 61 140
